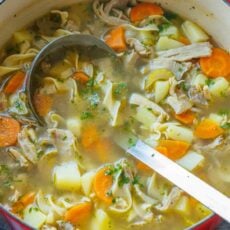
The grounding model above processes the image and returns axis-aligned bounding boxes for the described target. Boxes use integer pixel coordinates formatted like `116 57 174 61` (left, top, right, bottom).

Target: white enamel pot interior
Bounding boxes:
0 0 229 229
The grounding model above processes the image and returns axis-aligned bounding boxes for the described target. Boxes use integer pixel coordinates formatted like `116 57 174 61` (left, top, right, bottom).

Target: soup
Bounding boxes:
0 0 229 229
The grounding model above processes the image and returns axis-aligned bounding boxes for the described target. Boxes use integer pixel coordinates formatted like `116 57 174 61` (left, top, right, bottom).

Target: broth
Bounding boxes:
0 1 229 229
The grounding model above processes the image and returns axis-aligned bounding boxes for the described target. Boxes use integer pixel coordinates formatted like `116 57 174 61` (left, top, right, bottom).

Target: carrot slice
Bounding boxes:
0 116 20 147
175 111 195 125
73 71 89 84
200 48 230 78
4 71 25 94
136 161 152 173
156 140 190 160
94 138 111 163
93 167 113 204
81 124 100 148
33 93 53 117
130 3 164 23
195 118 224 139
64 202 92 224
178 36 190 45
105 26 127 52
12 192 36 213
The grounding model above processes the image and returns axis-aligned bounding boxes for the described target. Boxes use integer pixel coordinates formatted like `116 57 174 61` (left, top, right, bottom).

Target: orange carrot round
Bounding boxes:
93 167 113 204
0 116 20 147
64 202 92 224
130 3 164 23
94 138 111 163
195 118 224 139
4 71 26 94
157 140 190 160
105 26 127 52
73 71 89 84
175 111 195 125
33 93 53 117
200 48 230 78
81 124 100 148
178 36 190 45
12 192 36 213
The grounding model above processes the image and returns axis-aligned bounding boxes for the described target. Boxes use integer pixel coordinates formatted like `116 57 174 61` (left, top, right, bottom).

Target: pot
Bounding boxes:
0 0 229 229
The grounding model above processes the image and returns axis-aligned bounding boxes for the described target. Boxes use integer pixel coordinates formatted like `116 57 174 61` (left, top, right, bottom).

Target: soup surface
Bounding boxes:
0 1 230 229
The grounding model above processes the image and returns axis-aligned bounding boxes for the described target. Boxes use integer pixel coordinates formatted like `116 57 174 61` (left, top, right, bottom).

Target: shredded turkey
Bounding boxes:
166 94 193 114
148 58 192 80
188 86 209 107
157 42 213 61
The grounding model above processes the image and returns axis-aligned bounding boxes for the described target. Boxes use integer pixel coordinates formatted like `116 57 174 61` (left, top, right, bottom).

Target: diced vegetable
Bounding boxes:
4 71 25 94
182 21 209 43
64 202 92 224
23 205 46 229
90 209 112 230
13 30 33 43
130 3 164 23
157 140 190 160
67 117 82 137
159 24 179 37
53 161 81 191
154 80 170 103
0 116 20 147
93 167 113 204
191 74 208 87
175 111 195 125
105 27 127 52
200 48 230 78
81 171 96 196
138 31 155 46
156 37 184 51
208 77 229 97
174 195 190 216
81 124 100 148
133 106 157 127
176 151 205 171
12 192 36 213
177 36 190 45
209 113 224 125
165 125 194 143
33 93 53 117
145 69 174 90
73 71 89 84
195 119 224 139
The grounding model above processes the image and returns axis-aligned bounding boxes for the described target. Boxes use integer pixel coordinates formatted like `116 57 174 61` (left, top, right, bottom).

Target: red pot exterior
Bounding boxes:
0 206 222 230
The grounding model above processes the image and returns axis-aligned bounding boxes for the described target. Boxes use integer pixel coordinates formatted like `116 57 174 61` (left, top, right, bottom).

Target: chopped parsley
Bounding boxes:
221 123 230 129
164 11 178 20
205 79 215 87
105 164 122 176
80 111 93 120
180 82 189 92
118 172 130 187
128 137 137 147
158 22 171 33
113 82 127 95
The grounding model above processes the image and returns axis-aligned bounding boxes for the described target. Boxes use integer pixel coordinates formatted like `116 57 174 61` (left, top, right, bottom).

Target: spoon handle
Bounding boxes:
128 140 230 223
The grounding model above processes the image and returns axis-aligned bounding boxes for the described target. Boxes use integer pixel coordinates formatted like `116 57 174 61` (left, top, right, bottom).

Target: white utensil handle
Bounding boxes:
129 140 230 223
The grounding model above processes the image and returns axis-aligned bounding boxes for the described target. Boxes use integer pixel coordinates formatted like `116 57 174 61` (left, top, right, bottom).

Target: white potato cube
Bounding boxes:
23 205 46 229
154 80 170 103
156 37 184 51
53 161 81 191
209 77 229 97
182 21 209 43
166 125 194 143
81 171 96 196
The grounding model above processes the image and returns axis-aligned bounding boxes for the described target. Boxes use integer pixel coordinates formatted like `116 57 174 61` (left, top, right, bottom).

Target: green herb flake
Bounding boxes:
114 82 127 95
80 111 93 120
205 79 215 87
180 82 189 92
164 11 178 20
221 123 230 129
128 138 137 147
158 22 171 33
118 172 130 187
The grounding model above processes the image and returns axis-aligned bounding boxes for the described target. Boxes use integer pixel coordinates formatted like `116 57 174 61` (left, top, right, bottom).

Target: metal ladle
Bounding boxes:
26 33 116 126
